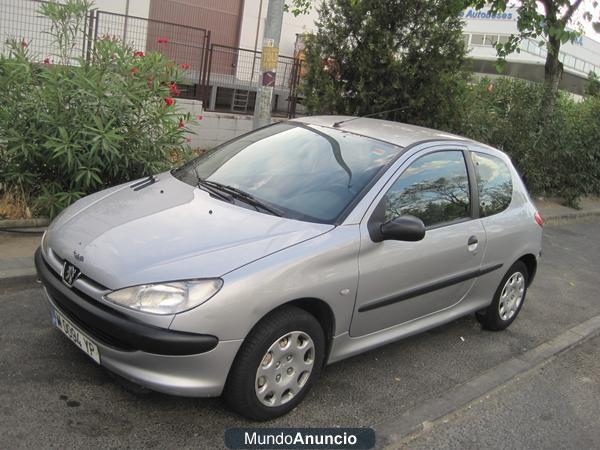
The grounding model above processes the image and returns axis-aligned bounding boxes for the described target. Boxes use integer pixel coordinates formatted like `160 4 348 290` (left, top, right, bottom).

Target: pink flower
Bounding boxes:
186 137 192 143
130 67 139 74
180 63 190 70
133 51 145 57
169 82 180 97
21 40 28 48
178 118 185 129
157 37 169 44
196 115 203 121
43 57 50 64
164 97 174 106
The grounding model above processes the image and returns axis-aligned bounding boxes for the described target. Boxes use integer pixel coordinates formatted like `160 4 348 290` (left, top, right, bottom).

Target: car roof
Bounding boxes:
290 115 473 148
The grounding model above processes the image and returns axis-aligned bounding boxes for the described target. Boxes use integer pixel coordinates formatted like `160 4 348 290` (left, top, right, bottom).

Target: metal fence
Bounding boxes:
0 0 301 116
0 0 86 63
92 10 211 101
206 44 300 115
207 44 297 91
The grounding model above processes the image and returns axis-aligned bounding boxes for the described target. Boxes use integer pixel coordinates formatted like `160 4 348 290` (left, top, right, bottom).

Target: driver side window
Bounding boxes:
384 151 471 227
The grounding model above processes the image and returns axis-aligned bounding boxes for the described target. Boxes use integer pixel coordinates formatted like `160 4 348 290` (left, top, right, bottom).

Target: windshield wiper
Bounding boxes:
202 179 283 217
194 167 233 203
193 167 283 216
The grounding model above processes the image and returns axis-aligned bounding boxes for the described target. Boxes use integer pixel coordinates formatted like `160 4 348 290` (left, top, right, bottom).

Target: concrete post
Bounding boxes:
253 0 285 129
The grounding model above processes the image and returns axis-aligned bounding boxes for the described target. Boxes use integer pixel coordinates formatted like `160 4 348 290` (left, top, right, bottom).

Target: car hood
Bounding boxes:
46 172 333 290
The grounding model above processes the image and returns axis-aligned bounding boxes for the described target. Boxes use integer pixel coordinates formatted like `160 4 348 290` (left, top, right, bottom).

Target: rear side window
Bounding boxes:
383 151 471 227
471 152 513 217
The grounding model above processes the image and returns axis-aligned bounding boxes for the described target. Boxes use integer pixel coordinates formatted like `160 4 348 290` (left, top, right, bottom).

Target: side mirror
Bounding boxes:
379 215 426 242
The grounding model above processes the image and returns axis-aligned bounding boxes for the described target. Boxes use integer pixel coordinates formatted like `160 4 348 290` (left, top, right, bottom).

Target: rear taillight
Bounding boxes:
534 211 544 227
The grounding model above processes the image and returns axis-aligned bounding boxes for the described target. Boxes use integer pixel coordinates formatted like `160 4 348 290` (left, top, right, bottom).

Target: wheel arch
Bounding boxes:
517 253 538 286
287 298 336 359
239 298 336 366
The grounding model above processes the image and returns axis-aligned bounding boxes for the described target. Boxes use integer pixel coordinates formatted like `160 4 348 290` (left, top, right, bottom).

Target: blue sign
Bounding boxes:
460 9 514 20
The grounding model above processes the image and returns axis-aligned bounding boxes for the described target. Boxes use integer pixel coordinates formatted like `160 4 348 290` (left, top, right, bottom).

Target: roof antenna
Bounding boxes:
332 106 410 128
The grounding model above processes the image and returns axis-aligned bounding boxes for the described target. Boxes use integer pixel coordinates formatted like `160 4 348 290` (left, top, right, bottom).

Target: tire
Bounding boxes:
476 261 528 331
224 306 326 421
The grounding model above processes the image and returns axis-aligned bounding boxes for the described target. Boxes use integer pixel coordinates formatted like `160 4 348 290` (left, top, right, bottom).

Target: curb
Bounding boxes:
0 218 49 230
542 209 600 225
0 268 38 289
375 314 600 449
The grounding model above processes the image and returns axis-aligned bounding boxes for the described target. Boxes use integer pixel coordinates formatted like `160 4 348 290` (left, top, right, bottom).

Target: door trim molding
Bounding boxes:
357 263 503 313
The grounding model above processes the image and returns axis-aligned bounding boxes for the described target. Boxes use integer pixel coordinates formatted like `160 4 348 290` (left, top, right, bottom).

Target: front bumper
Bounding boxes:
35 248 243 397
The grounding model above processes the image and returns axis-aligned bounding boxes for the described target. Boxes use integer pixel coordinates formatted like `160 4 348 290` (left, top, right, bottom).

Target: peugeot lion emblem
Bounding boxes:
62 261 80 287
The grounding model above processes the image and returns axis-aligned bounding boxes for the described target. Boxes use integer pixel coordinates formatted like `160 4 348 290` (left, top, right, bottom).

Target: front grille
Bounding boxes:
42 257 134 351
48 249 109 291
37 248 219 356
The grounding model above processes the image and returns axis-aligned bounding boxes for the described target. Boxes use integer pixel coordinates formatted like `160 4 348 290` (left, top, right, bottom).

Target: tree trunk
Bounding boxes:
542 34 563 113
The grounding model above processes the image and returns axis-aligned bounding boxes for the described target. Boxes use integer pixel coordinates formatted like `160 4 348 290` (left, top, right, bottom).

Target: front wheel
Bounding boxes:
224 306 325 421
476 261 528 331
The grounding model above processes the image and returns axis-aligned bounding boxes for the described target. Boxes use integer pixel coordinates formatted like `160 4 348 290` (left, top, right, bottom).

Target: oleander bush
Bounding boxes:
0 0 194 218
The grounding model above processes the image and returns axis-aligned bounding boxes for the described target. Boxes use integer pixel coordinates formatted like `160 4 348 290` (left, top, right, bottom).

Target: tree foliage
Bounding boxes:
301 0 471 130
586 71 600 97
470 0 600 104
285 0 314 16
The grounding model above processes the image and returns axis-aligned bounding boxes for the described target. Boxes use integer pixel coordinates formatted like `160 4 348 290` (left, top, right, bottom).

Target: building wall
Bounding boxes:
94 0 151 18
149 0 243 48
186 109 254 149
147 0 243 82
185 111 286 149
177 99 285 149
238 1 318 56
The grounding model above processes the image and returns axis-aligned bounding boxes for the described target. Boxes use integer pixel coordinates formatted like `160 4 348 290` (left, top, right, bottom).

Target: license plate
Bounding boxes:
51 308 100 364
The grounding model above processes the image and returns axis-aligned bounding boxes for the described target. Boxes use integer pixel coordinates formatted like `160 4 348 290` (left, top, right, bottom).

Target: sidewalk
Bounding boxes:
2 197 600 287
0 230 41 286
396 331 600 449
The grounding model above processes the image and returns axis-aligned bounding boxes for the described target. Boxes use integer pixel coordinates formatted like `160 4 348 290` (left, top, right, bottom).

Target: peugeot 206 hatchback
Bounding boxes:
36 116 543 420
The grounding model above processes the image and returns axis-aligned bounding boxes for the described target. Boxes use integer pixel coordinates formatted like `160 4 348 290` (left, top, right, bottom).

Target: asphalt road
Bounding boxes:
1 218 599 449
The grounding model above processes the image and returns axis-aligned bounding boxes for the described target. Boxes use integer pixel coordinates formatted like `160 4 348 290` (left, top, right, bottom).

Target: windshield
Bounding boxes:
173 123 402 223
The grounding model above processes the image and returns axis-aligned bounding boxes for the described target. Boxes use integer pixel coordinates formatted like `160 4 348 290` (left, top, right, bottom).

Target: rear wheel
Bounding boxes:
476 261 528 331
224 306 325 421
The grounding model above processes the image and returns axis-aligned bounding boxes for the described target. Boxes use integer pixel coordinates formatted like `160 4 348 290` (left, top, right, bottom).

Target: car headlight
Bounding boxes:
104 279 223 315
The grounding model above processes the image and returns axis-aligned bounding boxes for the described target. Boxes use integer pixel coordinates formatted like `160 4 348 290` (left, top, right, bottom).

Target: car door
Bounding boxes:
350 146 487 337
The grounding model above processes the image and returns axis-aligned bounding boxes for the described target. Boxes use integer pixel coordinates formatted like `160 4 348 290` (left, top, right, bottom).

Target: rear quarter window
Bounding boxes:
471 152 513 217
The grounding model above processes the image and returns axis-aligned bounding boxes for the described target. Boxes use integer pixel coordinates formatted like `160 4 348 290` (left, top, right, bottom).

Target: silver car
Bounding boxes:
36 116 543 420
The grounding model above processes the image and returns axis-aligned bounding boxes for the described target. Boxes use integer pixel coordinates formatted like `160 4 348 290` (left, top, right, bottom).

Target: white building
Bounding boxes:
460 6 600 94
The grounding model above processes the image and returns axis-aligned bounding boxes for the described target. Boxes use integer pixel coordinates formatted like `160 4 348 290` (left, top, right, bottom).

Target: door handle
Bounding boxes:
467 235 479 253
